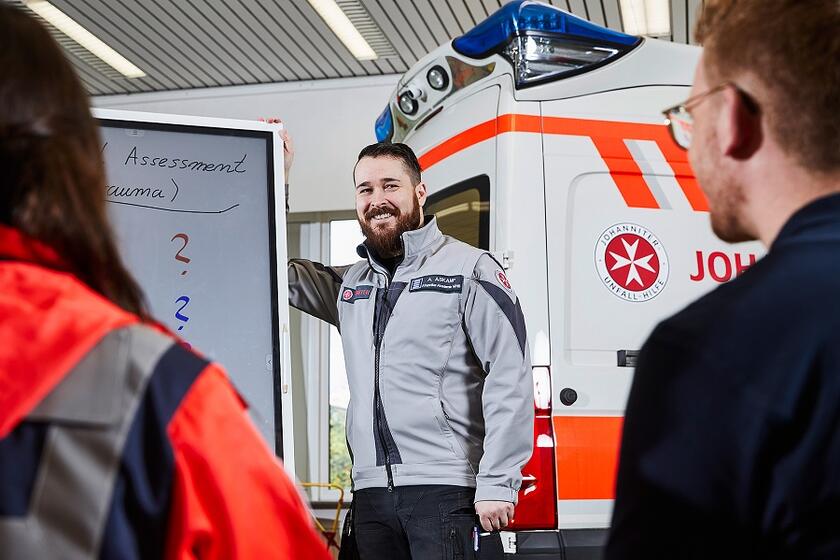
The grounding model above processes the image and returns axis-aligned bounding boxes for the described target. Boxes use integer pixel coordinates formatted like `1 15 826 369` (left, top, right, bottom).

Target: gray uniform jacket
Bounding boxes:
289 217 534 503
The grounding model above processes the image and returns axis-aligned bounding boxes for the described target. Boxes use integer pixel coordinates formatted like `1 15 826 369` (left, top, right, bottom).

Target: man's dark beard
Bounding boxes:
359 197 421 259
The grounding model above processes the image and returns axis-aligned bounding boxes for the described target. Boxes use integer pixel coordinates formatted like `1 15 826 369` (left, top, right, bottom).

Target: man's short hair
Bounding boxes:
695 0 840 173
356 142 422 186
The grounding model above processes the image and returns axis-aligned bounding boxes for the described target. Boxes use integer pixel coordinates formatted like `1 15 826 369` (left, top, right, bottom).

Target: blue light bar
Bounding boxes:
453 0 638 58
375 104 393 142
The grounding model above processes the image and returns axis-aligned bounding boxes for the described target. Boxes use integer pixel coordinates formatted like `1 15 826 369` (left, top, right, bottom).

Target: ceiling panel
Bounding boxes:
371 0 429 63
482 0 503 15
398 0 440 53
567 0 589 19
230 0 310 80
602 0 621 29
463 0 490 23
285 1 361 77
446 0 478 31
409 0 450 46
4 0 704 96
584 0 606 26
257 1 331 79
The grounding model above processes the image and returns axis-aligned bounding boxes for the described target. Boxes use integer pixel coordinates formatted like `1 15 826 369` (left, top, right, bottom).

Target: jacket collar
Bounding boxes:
400 215 442 259
772 192 840 250
0 224 138 438
0 223 66 269
357 215 442 272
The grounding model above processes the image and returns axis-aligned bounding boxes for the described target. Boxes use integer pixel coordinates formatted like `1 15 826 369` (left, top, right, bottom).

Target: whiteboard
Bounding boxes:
93 109 294 469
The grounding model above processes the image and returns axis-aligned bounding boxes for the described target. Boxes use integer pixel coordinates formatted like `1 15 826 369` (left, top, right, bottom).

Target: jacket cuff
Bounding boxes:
474 485 518 504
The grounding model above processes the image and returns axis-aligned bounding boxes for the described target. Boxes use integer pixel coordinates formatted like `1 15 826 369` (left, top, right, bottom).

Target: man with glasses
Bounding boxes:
608 1 840 558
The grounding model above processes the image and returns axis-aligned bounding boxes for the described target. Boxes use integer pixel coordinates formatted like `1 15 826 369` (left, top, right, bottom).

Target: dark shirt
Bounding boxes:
380 255 403 278
607 193 840 559
361 244 403 279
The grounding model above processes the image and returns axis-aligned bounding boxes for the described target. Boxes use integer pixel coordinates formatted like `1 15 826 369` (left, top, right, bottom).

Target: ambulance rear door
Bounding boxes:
404 69 559 532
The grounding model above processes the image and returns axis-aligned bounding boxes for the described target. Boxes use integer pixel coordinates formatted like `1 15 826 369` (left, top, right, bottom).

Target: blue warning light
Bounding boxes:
453 0 638 59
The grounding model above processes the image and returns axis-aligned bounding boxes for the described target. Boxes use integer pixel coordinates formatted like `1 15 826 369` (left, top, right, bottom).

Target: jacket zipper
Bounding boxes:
373 271 394 491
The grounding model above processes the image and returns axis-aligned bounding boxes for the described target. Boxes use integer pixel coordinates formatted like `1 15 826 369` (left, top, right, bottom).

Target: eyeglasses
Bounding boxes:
662 82 758 150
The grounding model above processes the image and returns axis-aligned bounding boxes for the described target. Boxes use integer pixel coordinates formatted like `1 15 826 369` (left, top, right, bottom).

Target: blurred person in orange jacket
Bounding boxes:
0 4 330 559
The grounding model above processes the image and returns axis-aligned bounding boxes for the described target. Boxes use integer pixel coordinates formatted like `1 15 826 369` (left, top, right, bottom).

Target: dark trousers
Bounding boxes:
352 485 504 560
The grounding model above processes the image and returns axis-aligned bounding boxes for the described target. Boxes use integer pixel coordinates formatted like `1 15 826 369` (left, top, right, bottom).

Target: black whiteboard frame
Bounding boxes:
96 117 285 458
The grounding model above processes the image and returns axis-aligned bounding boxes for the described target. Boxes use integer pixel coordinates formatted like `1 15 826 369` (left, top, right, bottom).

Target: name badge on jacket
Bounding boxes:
409 275 464 294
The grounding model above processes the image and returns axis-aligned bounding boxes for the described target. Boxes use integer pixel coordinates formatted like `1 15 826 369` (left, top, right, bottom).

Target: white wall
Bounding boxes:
93 75 400 213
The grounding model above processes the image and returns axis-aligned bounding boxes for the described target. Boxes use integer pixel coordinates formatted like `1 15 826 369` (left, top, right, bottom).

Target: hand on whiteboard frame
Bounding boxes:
259 117 294 182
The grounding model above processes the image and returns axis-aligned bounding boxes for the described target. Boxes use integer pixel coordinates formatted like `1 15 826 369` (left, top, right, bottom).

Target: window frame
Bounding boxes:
287 211 357 505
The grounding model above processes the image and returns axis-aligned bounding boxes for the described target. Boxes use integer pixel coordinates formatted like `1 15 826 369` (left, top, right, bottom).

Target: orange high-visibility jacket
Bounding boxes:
0 224 330 560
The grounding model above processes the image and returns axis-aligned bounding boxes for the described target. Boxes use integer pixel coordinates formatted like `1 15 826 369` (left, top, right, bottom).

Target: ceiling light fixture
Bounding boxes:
307 0 378 61
24 0 145 78
619 0 671 37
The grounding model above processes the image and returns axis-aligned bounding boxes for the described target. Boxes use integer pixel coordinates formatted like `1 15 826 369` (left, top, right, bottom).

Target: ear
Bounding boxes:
719 87 762 160
416 181 428 207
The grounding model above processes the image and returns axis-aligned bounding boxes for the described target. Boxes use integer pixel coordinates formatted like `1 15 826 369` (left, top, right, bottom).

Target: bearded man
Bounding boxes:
287 141 533 560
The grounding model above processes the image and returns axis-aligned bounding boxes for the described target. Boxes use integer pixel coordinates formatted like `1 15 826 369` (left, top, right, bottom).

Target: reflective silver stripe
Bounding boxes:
0 325 174 559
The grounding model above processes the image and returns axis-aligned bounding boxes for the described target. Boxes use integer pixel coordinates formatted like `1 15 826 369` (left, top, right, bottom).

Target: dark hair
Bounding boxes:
696 0 840 173
0 4 148 318
355 142 422 185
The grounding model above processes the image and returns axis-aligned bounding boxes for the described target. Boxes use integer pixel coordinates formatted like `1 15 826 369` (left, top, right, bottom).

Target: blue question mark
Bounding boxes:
174 296 190 331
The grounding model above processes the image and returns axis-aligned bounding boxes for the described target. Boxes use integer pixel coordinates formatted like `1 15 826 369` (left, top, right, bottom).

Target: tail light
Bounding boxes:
509 365 557 530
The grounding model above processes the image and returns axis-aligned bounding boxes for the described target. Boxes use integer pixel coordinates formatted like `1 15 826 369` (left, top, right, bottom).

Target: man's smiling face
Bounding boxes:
354 155 426 258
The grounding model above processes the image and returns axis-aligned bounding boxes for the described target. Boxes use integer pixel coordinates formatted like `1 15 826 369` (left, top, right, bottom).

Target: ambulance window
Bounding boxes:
425 175 490 250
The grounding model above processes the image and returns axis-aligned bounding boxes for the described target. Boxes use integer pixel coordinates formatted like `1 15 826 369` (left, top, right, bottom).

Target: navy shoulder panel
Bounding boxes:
99 343 208 560
477 280 528 356
0 422 48 516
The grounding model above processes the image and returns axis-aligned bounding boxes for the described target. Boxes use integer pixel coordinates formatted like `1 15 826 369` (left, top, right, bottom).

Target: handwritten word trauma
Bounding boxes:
123 147 247 174
108 184 165 199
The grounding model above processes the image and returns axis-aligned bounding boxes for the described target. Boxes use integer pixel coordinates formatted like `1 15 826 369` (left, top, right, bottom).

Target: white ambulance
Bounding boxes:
374 1 762 557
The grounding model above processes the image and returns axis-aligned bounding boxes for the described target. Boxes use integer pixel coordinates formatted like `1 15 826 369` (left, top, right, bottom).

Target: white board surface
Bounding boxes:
93 108 293 468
